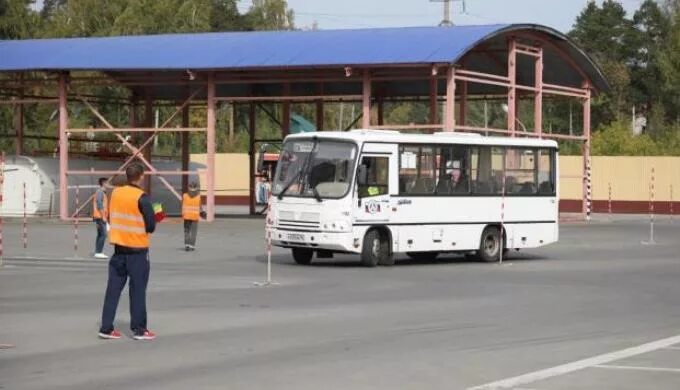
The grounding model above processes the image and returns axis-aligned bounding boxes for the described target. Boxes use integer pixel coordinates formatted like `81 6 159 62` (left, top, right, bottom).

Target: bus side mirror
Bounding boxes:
356 164 368 186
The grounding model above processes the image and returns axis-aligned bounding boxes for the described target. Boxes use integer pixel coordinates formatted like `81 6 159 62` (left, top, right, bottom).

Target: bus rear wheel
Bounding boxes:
477 226 502 262
292 248 314 265
361 229 392 267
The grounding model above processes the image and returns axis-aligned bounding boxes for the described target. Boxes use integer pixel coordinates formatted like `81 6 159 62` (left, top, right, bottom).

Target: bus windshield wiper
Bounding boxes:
277 174 300 200
311 186 323 202
277 137 318 201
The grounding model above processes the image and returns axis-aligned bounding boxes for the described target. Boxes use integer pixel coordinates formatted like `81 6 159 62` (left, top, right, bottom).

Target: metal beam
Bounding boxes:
444 66 456 132
362 70 371 129
58 73 69 220
206 72 216 222
535 46 544 137
507 38 517 136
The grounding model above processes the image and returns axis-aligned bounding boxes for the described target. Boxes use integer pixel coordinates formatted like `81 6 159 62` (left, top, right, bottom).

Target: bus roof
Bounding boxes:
285 130 559 149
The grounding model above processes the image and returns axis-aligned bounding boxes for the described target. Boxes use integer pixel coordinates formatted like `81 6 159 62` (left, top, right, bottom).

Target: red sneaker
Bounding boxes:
98 329 122 339
133 330 156 340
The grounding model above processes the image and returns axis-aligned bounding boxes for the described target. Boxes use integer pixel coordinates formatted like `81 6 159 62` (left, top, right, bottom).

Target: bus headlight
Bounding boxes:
322 220 350 232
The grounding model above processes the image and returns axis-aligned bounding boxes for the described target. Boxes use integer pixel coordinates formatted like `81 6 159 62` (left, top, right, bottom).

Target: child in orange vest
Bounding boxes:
182 182 203 251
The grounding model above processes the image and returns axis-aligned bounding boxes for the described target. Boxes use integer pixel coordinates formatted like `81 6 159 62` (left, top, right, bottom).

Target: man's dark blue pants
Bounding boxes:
100 251 150 334
94 219 107 253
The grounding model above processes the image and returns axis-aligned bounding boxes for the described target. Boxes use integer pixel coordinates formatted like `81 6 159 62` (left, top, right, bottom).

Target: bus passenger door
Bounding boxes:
354 153 393 225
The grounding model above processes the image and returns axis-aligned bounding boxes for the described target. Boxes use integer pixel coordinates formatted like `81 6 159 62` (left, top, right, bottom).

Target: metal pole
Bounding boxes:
444 66 456 132
0 151 4 267
15 73 25 156
507 38 517 137
181 97 190 194
59 73 69 220
23 182 27 249
362 70 371 129
459 80 467 127
206 73 216 222
248 103 256 215
582 84 592 219
535 47 543 138
430 73 438 126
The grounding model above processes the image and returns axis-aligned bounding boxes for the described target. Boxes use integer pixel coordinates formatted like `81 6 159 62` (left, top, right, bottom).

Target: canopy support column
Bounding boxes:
181 97 190 194
206 73 216 222
459 79 467 126
507 38 517 136
143 91 153 193
362 70 371 128
444 66 456 132
316 83 324 131
14 73 24 156
282 83 291 136
248 103 256 215
58 72 69 220
535 47 544 137
429 73 438 126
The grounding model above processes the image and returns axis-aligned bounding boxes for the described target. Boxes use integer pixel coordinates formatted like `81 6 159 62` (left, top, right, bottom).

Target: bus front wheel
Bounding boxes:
361 229 392 267
477 226 502 262
292 248 314 265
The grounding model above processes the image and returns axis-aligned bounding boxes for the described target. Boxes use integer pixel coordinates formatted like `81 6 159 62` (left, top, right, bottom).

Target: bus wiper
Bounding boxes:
277 175 299 200
311 186 323 202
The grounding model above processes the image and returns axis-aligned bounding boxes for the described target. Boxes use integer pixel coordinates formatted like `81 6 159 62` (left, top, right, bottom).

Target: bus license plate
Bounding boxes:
287 233 305 242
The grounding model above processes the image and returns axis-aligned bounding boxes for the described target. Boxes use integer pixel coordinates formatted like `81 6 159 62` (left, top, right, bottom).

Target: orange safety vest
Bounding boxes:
92 189 109 220
109 185 149 248
182 193 201 221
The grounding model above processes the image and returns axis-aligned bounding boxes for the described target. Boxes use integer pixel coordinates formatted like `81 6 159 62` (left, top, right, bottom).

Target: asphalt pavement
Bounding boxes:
1 216 679 389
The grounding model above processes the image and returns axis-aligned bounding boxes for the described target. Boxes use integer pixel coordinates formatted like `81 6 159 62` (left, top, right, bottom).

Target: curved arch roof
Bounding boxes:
0 24 608 92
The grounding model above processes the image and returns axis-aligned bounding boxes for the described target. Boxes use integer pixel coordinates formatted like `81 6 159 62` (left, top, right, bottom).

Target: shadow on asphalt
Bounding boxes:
255 251 551 268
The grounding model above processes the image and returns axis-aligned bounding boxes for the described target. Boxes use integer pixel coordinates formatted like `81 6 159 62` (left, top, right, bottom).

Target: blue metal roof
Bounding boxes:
0 24 609 93
0 25 508 71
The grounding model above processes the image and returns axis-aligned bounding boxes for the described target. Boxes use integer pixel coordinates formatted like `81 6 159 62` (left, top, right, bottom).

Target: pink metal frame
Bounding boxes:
3 32 595 219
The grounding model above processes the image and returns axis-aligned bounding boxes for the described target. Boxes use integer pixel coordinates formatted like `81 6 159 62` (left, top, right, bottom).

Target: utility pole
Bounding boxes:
431 0 466 26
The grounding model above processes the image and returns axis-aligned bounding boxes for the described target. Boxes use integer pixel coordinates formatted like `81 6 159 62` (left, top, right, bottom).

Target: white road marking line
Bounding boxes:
594 364 680 373
663 346 680 350
467 334 680 390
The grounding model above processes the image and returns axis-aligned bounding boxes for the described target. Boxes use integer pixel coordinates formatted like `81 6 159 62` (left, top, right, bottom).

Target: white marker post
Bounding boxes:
642 167 656 245
254 191 278 287
22 182 27 250
73 185 80 257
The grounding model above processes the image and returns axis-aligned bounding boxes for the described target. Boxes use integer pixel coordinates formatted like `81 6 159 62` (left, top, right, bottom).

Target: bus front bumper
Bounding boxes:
270 228 360 253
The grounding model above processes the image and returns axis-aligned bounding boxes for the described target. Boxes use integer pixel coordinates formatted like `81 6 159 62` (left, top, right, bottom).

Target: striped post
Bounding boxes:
499 171 506 264
670 185 674 223
608 182 612 220
643 167 656 245
586 157 592 221
0 151 4 267
22 182 27 249
74 185 79 256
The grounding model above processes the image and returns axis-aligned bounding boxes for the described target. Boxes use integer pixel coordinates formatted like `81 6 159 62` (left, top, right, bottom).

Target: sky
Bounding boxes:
236 0 642 32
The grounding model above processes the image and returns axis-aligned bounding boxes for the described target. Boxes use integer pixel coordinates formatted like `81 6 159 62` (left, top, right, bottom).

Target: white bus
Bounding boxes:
268 130 558 266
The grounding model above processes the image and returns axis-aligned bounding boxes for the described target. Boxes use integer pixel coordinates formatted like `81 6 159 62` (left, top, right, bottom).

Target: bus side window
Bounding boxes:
538 149 555 195
358 156 389 198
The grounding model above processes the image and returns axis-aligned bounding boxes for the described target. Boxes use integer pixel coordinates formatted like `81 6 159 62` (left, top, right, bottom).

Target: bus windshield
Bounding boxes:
272 139 357 199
